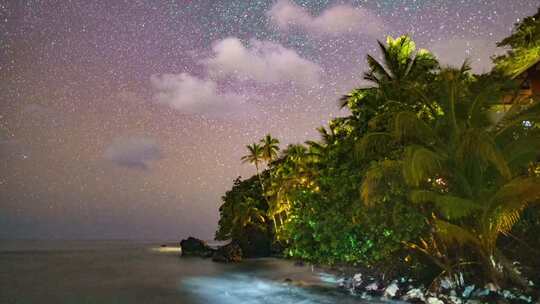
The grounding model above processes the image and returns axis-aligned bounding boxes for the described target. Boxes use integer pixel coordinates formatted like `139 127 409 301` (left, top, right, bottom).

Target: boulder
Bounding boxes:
401 288 426 303
427 297 445 304
236 225 272 257
352 273 363 288
212 242 242 263
180 237 214 257
384 281 400 298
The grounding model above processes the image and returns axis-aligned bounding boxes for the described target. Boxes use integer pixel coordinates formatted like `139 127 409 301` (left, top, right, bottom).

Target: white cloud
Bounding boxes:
203 37 322 86
268 0 383 36
430 38 504 73
150 73 246 115
104 136 161 170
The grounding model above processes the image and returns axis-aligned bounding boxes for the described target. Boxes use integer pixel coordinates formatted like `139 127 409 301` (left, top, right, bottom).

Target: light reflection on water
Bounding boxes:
183 274 334 304
181 273 396 304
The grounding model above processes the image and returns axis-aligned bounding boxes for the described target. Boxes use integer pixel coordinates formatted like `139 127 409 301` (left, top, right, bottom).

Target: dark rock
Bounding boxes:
236 225 272 258
270 241 286 256
212 242 242 263
180 237 214 257
294 260 305 267
284 278 293 283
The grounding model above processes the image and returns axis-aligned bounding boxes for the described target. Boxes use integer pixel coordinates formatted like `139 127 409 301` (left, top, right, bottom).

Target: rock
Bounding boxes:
427 296 445 304
384 281 399 298
485 282 499 292
441 276 455 290
448 295 463 304
294 260 305 267
236 225 272 257
365 282 379 291
180 237 214 257
352 273 363 288
462 285 475 298
401 288 425 302
212 242 242 263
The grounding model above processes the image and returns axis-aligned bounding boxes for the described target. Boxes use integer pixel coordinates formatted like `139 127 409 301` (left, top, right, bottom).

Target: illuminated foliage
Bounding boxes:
217 16 540 289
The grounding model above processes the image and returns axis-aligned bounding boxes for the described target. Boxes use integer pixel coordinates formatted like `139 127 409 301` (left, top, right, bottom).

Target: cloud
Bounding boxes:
268 0 383 36
150 73 246 115
203 37 322 87
430 38 504 73
104 136 161 170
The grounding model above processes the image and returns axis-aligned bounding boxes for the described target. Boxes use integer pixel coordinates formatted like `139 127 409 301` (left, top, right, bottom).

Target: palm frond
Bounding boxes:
393 111 435 144
355 132 393 159
485 177 540 236
402 146 444 187
434 219 480 247
365 53 391 83
502 131 540 171
360 160 402 206
456 128 512 180
495 101 540 138
410 190 483 220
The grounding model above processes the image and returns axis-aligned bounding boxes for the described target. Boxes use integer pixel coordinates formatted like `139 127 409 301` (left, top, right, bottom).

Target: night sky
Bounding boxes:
1 1 538 240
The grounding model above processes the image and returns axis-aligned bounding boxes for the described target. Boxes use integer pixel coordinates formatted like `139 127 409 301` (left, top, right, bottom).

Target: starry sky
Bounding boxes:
1 0 538 240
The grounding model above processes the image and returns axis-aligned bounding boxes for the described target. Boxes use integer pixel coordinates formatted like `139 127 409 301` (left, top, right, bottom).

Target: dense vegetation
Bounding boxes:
216 9 540 290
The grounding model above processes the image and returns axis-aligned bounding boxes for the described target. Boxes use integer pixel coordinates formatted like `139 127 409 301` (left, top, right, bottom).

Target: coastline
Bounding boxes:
178 236 538 304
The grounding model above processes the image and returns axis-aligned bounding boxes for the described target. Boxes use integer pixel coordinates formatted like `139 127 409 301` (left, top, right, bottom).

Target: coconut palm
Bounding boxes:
266 143 322 239
241 143 264 177
241 143 269 204
493 8 540 78
358 64 540 286
340 36 439 137
363 35 438 88
260 134 280 163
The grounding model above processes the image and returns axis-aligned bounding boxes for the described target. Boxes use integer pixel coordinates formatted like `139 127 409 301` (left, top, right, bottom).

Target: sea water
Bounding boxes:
0 240 395 304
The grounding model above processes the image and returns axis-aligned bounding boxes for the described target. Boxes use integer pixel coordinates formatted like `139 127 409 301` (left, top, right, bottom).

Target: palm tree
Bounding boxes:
358 64 540 287
260 134 280 163
241 143 268 204
363 36 438 86
241 143 264 177
493 8 540 78
340 35 439 125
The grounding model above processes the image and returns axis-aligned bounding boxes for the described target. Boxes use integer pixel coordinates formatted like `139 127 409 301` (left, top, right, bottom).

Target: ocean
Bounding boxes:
0 240 393 304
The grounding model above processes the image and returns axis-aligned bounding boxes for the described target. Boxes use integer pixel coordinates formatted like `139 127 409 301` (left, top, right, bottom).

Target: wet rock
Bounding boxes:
180 237 214 257
384 281 399 298
365 282 379 291
401 288 426 303
427 296 445 304
365 283 383 297
352 273 363 288
485 282 499 292
462 285 475 298
212 242 242 263
236 225 272 258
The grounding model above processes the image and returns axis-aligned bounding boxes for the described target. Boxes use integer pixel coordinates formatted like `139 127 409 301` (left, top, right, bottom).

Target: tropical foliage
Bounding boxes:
494 8 540 78
216 10 540 289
